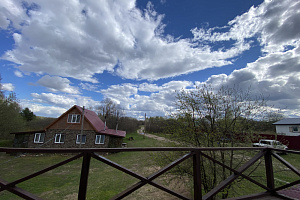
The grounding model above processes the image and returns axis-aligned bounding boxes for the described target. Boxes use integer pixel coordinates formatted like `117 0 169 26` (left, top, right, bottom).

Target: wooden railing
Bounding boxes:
0 147 299 200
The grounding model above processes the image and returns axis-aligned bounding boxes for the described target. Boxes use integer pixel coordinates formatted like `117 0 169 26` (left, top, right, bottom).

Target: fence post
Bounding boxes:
264 149 274 193
78 152 91 200
193 149 202 200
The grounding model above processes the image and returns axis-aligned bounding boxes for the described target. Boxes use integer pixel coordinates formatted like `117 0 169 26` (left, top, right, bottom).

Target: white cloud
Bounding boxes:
2 83 14 91
79 82 98 91
20 100 67 118
1 0 252 82
1 0 300 118
100 81 192 118
30 92 99 109
37 75 80 94
14 70 23 77
191 0 300 54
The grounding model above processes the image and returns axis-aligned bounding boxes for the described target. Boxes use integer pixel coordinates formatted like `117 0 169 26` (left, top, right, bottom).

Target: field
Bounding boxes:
0 132 299 200
0 132 191 200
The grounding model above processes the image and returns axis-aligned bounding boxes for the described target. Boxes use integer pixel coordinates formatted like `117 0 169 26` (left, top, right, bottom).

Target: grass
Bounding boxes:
0 131 182 200
0 132 299 199
0 139 13 147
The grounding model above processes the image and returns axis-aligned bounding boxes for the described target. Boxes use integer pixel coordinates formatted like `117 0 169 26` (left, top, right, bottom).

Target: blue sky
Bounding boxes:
1 0 300 119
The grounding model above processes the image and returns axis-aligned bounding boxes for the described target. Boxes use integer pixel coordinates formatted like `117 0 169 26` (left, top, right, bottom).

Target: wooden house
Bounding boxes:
12 105 126 148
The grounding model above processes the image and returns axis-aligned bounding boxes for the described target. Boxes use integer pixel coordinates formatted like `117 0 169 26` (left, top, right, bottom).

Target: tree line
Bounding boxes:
0 74 142 141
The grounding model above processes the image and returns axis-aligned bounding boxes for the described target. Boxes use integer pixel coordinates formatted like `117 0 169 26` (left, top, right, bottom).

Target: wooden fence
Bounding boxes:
0 147 299 200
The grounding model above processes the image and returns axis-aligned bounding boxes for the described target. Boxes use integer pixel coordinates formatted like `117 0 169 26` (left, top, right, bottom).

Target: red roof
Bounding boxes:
76 105 126 138
46 105 126 138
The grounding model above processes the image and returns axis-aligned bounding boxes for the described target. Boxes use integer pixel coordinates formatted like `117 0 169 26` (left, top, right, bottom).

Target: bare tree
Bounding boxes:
162 84 273 198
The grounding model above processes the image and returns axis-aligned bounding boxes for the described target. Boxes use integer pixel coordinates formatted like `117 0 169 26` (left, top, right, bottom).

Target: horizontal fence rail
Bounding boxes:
0 147 299 200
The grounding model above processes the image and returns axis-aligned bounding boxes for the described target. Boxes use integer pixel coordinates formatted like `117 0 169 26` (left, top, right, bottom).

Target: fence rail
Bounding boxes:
0 147 299 200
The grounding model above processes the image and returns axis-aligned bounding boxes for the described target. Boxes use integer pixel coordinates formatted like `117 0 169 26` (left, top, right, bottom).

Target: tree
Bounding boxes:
0 74 25 139
20 107 36 121
0 74 4 100
95 98 124 129
162 85 273 198
0 92 24 139
95 98 140 133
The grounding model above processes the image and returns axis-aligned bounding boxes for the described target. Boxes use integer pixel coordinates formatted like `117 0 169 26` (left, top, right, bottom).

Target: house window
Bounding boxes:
55 134 65 143
95 135 105 144
34 133 45 143
289 126 299 132
67 114 81 123
76 135 86 144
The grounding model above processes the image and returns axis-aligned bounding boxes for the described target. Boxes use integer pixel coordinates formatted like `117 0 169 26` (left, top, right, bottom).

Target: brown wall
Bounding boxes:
27 130 123 148
47 108 94 131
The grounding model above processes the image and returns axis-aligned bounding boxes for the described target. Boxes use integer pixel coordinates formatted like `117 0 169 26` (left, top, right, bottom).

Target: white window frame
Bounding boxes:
95 135 105 144
76 134 86 144
54 133 65 143
67 114 81 123
34 133 45 143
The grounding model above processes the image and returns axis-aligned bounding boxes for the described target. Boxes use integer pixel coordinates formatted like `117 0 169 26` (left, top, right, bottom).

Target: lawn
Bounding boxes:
0 132 188 200
0 132 299 199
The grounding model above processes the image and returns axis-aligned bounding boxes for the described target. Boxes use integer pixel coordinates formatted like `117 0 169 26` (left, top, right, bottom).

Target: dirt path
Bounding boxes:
137 127 179 144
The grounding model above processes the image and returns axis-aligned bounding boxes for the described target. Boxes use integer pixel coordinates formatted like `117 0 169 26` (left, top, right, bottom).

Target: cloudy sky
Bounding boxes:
0 0 300 119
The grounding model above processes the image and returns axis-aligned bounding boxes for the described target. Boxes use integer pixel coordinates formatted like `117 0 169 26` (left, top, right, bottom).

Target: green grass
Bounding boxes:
0 132 299 199
0 132 177 200
0 139 13 147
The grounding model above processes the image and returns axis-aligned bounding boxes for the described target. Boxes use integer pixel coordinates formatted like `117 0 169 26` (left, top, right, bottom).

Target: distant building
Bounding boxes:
11 105 126 148
271 118 300 150
273 118 300 136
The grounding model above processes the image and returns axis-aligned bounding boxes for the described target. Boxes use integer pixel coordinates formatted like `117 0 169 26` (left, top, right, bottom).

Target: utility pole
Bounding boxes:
80 106 85 148
144 113 146 138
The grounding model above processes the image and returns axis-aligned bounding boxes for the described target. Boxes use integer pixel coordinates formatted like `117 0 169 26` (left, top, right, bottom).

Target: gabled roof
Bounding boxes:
76 106 126 137
46 105 126 137
75 105 108 132
273 118 300 125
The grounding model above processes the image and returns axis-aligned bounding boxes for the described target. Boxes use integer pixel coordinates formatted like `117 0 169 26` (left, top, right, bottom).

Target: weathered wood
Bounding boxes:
0 147 268 153
271 151 300 177
0 178 43 200
0 147 298 200
202 150 266 200
0 153 83 192
93 152 192 200
264 149 275 191
200 151 269 191
193 149 202 200
78 152 91 200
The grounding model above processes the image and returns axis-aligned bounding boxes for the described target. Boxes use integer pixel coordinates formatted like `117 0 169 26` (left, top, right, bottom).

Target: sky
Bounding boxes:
0 0 300 119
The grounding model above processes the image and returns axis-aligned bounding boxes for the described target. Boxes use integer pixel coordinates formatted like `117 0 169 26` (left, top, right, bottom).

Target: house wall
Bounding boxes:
275 125 300 136
47 108 94 131
27 130 123 148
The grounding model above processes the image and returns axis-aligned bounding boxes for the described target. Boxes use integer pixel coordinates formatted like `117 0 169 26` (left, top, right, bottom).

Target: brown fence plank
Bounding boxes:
78 152 91 200
200 151 269 191
202 150 266 200
0 147 299 200
0 178 43 200
0 153 83 192
92 152 192 200
193 149 202 200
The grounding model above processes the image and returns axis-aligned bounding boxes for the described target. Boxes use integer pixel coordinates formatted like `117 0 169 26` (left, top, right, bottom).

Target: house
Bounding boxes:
271 118 300 150
11 105 126 148
273 118 300 136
